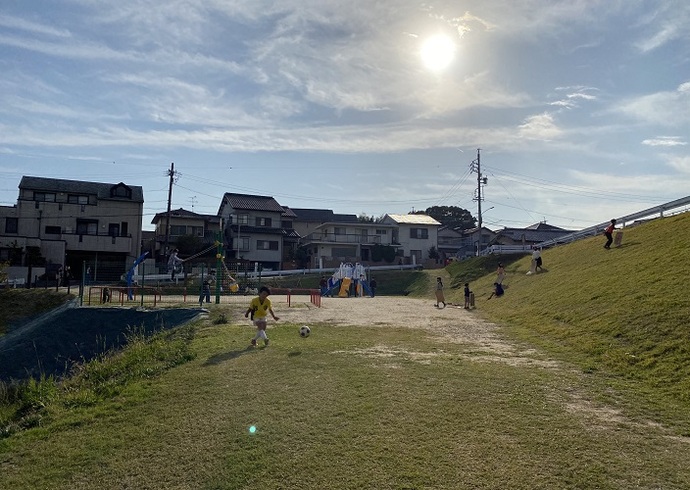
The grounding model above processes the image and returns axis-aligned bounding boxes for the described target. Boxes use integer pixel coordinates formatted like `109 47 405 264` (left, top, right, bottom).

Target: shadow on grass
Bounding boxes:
203 347 254 366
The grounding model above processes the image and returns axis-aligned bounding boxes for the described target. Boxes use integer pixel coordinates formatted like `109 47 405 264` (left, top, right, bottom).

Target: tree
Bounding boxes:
175 234 206 258
422 206 476 230
428 246 440 261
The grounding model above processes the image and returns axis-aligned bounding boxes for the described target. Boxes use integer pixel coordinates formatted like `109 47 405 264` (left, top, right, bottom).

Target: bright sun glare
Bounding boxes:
420 34 456 71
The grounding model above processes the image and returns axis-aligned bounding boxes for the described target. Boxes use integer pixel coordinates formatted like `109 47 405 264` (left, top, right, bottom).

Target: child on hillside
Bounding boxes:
464 283 472 309
487 282 504 300
244 286 280 346
603 219 616 249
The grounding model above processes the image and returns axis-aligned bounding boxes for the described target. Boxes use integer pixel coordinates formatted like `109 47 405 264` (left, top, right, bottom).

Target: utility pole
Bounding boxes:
471 149 487 255
163 162 177 260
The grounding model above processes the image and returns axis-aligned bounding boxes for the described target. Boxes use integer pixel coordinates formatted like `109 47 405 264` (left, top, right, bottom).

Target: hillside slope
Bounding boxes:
449 212 690 410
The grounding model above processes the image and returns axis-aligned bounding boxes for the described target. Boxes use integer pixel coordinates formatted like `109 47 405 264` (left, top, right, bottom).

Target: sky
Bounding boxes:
1 0 689 232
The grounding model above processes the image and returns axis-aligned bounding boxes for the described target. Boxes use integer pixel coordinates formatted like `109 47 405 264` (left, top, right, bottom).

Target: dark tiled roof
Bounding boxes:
281 206 298 218
151 207 220 224
522 222 570 231
20 176 144 202
291 208 336 222
494 228 575 244
332 214 359 223
220 193 285 213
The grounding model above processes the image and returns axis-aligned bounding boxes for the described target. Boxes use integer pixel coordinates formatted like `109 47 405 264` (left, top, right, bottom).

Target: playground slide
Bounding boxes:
339 277 351 297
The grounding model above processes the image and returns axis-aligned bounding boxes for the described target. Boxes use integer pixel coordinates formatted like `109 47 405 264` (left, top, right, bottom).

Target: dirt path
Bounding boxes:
277 296 558 369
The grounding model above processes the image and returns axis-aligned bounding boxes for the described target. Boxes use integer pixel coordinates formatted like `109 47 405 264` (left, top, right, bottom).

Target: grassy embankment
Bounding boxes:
1 214 690 488
444 212 690 425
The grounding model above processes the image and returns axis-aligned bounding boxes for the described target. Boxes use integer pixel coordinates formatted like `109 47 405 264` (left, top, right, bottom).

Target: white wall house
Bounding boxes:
382 214 441 264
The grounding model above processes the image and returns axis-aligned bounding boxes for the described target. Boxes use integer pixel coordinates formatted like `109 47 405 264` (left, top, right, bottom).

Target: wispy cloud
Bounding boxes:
518 113 562 140
641 136 687 147
615 81 690 125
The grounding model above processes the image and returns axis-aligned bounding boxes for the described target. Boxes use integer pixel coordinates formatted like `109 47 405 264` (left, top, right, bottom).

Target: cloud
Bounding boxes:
666 155 690 173
0 14 72 38
641 136 687 147
518 113 562 140
614 81 690 125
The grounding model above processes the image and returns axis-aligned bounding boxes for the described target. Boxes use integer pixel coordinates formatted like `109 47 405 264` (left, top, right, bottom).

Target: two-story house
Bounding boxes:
217 193 289 270
382 214 441 264
150 208 222 260
0 176 143 281
294 209 398 268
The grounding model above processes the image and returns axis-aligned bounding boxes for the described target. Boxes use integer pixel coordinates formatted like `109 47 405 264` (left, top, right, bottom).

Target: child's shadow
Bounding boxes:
204 346 254 366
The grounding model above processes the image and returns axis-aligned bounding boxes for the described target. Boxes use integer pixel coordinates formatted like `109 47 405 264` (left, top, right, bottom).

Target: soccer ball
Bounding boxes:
299 326 311 338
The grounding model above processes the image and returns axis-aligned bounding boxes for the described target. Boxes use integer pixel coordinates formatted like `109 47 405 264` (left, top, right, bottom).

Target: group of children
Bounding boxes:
435 277 476 309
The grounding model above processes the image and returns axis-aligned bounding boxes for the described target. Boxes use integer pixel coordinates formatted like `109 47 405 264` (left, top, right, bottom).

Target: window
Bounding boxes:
108 223 120 237
334 227 345 235
257 240 279 251
5 218 18 234
257 217 272 227
375 229 388 235
45 226 61 235
34 192 56 202
170 225 186 236
410 228 429 239
110 185 132 199
236 237 250 252
68 195 89 205
76 220 98 235
121 222 128 237
191 226 204 237
235 214 248 225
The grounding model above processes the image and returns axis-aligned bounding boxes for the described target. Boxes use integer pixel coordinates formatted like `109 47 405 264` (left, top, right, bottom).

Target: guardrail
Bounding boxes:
535 195 690 249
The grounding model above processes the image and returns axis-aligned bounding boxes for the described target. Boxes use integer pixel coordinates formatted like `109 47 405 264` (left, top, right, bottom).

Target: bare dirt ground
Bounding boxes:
276 295 560 369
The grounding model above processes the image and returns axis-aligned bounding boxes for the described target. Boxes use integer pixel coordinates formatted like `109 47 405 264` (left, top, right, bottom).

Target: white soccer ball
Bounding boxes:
299 325 311 337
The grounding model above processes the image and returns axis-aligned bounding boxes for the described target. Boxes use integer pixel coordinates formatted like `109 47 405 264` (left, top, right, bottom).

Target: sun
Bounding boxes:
420 34 456 72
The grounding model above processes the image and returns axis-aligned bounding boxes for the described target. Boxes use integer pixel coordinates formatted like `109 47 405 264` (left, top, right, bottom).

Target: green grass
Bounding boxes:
2 314 690 489
0 289 73 335
446 213 690 426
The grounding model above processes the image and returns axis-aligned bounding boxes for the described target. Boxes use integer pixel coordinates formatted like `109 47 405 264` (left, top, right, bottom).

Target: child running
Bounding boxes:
244 286 279 346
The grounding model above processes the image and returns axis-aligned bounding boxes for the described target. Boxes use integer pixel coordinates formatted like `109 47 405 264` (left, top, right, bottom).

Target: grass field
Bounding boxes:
1 212 690 489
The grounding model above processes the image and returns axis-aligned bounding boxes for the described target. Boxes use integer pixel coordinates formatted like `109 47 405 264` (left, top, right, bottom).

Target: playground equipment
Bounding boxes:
324 262 373 298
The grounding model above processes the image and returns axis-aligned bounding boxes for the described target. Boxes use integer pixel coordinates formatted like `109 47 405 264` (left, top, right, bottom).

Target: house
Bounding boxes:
294 209 398 268
437 226 465 260
0 176 144 282
150 208 222 260
381 214 441 264
491 222 574 248
460 226 497 257
217 193 290 270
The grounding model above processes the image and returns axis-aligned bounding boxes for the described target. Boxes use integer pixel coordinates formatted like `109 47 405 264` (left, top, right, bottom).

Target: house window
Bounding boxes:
170 225 186 236
45 226 61 235
121 222 128 237
236 237 250 251
34 192 56 202
108 223 120 237
334 227 345 235
76 220 98 235
257 240 279 251
110 185 132 199
410 228 429 239
191 226 204 237
5 218 18 234
234 214 248 225
68 195 89 205
375 229 388 235
257 217 272 227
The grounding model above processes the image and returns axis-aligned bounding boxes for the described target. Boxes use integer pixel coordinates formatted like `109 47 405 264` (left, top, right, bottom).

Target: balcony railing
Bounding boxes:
301 232 384 245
